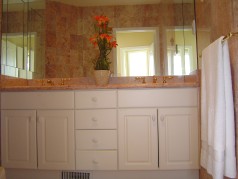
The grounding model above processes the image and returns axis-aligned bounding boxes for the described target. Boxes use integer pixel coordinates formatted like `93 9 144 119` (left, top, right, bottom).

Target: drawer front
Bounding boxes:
118 88 198 107
75 109 117 129
76 151 117 170
76 130 117 150
1 91 74 109
75 90 117 109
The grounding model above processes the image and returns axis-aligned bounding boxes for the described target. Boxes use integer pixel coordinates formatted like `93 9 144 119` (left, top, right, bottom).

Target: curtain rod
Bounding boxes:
222 32 238 42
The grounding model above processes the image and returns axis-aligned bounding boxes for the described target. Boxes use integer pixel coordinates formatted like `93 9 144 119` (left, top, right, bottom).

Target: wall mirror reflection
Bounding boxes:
1 0 45 79
166 27 197 75
1 0 197 79
114 27 159 77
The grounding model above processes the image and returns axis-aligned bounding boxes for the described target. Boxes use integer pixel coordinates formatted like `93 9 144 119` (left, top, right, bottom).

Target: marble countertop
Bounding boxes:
1 75 200 91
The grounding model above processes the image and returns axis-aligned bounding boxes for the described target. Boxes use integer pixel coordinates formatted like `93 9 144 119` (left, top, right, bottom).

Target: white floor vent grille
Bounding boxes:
62 171 91 179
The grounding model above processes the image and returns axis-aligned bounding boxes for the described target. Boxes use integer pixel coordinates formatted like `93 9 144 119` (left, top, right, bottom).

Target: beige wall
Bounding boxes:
117 32 154 47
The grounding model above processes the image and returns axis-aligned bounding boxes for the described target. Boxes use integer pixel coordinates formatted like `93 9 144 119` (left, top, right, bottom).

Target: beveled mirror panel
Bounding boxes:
1 0 45 79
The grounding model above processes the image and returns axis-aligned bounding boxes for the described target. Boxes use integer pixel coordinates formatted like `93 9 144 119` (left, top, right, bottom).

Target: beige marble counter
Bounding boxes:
0 75 200 91
1 82 199 91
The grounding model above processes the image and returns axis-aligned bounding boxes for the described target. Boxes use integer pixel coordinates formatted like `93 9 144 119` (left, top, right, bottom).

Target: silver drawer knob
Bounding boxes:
92 97 97 102
160 116 165 122
92 160 98 164
91 117 97 122
92 138 98 143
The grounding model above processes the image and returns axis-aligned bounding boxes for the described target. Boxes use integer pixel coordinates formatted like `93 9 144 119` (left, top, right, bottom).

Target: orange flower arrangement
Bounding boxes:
89 15 117 70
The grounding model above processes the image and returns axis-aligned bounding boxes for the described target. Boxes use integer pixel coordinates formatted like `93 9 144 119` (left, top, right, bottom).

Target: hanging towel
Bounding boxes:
201 36 236 179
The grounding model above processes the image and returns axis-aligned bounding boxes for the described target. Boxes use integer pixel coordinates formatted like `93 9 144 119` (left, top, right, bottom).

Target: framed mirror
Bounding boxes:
1 0 197 79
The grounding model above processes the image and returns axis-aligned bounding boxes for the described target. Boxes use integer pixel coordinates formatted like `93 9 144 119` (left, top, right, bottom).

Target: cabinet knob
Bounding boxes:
29 117 34 123
160 116 165 122
91 97 97 102
92 160 98 164
37 117 42 123
91 117 97 122
92 138 98 143
152 116 156 122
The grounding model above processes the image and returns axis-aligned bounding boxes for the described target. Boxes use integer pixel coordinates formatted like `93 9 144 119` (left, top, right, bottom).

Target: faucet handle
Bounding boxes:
61 78 71 85
135 77 146 84
153 76 158 83
163 76 173 83
47 79 54 86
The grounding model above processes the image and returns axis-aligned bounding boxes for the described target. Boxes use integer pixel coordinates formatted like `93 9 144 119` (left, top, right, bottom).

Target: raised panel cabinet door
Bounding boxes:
37 110 75 170
158 108 199 170
1 110 37 169
118 109 158 170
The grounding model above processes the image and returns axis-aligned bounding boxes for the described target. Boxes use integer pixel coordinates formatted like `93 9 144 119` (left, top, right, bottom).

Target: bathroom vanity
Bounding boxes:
0 87 199 179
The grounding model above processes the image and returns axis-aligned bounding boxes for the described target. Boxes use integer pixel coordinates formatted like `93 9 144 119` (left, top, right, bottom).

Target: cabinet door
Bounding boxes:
1 110 37 169
37 110 75 170
118 109 158 170
158 108 199 169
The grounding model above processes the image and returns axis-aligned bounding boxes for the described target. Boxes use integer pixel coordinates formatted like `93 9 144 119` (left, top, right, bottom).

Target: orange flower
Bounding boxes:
89 15 117 70
94 15 109 25
89 34 98 47
99 34 112 42
110 41 118 48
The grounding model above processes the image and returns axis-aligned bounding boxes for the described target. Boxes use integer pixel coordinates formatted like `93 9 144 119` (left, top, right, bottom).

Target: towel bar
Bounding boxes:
222 31 238 42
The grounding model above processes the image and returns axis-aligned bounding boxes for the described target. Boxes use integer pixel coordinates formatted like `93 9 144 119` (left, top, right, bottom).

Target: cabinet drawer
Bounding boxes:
76 151 117 170
76 130 117 150
75 90 117 109
75 109 117 129
118 88 198 107
1 91 74 109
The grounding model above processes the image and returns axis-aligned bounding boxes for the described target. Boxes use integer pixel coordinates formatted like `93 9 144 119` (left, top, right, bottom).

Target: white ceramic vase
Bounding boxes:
94 70 110 85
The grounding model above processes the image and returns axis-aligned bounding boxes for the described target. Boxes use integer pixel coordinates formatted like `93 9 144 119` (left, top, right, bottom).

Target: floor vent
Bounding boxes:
62 171 91 179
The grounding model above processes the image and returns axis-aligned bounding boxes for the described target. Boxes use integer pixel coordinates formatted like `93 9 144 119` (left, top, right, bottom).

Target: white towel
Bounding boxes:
201 36 236 179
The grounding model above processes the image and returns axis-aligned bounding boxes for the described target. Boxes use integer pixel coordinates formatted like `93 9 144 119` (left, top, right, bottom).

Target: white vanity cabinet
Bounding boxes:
118 108 158 170
75 90 118 170
1 87 199 174
158 108 199 169
36 110 74 170
1 110 37 169
1 92 75 170
118 88 199 170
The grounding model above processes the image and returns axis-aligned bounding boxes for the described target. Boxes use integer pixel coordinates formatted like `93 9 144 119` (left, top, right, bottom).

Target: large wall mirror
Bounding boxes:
1 0 197 79
1 0 45 79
